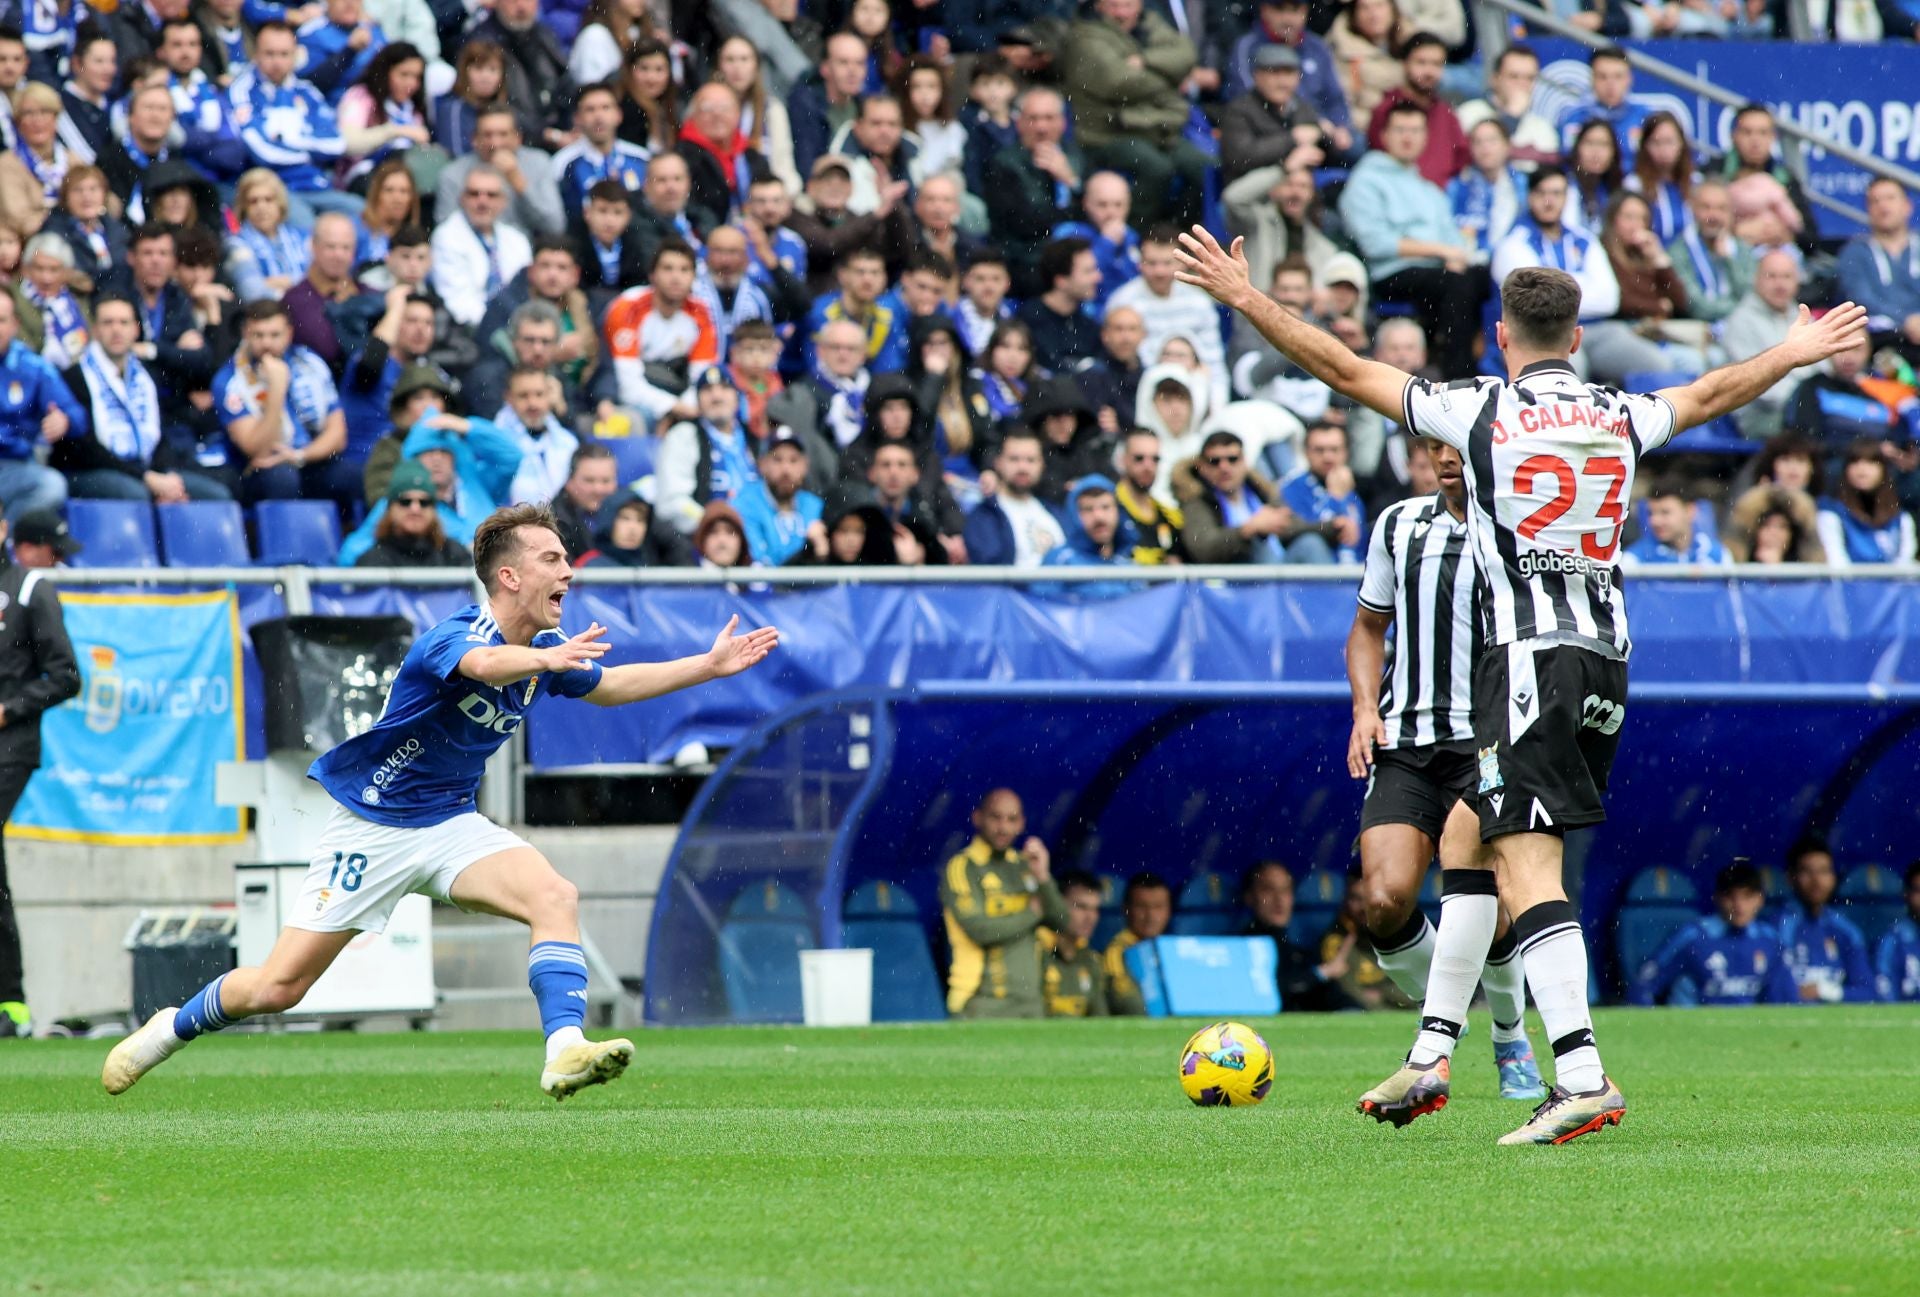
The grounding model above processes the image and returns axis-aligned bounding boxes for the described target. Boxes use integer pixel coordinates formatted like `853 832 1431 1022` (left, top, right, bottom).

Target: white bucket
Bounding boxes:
799 948 874 1027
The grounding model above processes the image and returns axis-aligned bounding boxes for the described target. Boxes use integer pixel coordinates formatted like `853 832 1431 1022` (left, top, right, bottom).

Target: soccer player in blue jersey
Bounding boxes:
1629 861 1797 1007
1874 862 1920 1003
104 504 780 1099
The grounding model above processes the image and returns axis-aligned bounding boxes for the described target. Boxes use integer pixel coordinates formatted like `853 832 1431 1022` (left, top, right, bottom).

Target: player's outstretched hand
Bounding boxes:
1173 226 1253 307
707 615 781 678
1346 714 1387 780
1784 301 1869 368
543 622 610 672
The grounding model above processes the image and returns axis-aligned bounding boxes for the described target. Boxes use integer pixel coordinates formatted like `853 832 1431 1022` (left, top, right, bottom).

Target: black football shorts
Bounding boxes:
1470 641 1628 842
1360 743 1479 841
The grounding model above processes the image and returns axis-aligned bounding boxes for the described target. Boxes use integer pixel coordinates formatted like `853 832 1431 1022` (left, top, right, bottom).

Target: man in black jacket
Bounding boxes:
0 511 81 1037
1239 860 1358 1012
466 0 574 145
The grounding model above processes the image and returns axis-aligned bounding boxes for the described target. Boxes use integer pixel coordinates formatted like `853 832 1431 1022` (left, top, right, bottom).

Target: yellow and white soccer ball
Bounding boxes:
1178 1021 1274 1107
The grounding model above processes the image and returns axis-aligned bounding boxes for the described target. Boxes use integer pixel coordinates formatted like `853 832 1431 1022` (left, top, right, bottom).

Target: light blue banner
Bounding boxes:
13 592 245 845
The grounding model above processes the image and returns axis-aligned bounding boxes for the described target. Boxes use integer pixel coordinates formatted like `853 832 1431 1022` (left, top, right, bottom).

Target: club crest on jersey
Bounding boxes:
1477 743 1504 793
524 675 539 705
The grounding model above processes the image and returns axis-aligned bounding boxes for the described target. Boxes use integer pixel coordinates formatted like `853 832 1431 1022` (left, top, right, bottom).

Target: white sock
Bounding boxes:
1514 901 1605 1092
1412 872 1499 1062
1483 931 1528 1045
545 1025 586 1062
1371 911 1435 1003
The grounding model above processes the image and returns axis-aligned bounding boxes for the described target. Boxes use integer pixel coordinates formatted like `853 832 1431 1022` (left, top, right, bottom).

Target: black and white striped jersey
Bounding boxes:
1357 493 1478 748
1401 361 1679 657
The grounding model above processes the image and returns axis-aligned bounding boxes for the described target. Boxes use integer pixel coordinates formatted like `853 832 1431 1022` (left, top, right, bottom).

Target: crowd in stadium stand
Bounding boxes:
0 0 1915 572
940 788 1920 1016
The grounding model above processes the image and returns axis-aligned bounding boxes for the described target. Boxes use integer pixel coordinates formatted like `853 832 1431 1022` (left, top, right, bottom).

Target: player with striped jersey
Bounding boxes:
1347 437 1544 1111
1175 224 1866 1143
105 504 780 1101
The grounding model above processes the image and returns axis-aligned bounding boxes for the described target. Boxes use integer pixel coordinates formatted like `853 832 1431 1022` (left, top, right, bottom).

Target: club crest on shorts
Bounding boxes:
1477 742 1504 793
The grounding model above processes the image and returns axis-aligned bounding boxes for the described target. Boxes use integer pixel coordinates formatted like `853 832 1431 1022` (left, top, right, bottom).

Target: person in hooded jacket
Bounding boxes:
1036 474 1143 598
575 485 695 568
1023 376 1114 507
793 500 939 566
833 373 965 542
1132 361 1211 497
905 313 991 511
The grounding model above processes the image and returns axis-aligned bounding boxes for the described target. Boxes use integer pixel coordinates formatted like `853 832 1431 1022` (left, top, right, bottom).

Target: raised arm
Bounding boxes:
587 616 780 707
1174 225 1412 423
1660 302 1869 433
461 624 609 687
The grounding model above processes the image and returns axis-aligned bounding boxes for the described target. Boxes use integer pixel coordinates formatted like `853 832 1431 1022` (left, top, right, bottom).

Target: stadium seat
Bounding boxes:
1614 866 1702 983
1292 868 1347 942
1621 370 1695 394
157 501 249 567
1755 864 1792 904
65 500 159 568
1418 867 1442 922
254 500 343 566
1837 863 1905 950
599 433 655 485
717 881 813 1023
1171 871 1241 936
843 881 945 1021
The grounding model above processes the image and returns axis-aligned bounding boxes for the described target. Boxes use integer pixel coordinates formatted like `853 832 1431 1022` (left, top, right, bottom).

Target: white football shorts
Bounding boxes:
289 802 532 935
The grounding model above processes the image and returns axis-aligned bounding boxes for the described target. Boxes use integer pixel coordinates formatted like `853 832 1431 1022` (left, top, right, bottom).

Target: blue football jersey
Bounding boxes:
1628 917 1797 1007
1778 905 1875 1004
308 604 602 827
1874 918 1920 1002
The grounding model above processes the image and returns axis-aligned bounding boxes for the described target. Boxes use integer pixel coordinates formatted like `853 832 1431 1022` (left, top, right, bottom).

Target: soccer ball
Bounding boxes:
1178 1021 1274 1107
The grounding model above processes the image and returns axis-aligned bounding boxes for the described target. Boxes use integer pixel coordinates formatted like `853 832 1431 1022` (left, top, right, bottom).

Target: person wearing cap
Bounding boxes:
733 426 826 566
657 367 760 535
1221 43 1336 187
54 294 233 503
786 152 915 302
360 364 457 506
787 31 873 178
1227 0 1353 141
576 483 695 568
353 459 473 569
341 289 447 473
0 499 80 1039
7 510 77 569
1063 0 1207 231
338 403 520 564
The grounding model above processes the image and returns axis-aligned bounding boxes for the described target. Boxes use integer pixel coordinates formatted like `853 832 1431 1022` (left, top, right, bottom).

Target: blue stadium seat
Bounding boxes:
1090 871 1126 950
254 500 342 566
1621 370 1695 394
1292 868 1347 941
1171 871 1241 935
1837 863 1905 950
1614 866 1702 983
843 881 944 1021
157 501 249 567
1755 864 1792 904
599 434 655 485
65 500 159 568
1418 867 1442 921
717 881 813 1023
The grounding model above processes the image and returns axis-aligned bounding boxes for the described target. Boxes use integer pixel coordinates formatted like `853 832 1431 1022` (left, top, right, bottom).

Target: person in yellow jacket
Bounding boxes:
1103 871 1174 1014
939 788 1069 1018
1043 870 1110 1017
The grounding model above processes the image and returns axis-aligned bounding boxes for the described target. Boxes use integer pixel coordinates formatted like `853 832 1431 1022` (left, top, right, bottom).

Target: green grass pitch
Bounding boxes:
3 1007 1916 1296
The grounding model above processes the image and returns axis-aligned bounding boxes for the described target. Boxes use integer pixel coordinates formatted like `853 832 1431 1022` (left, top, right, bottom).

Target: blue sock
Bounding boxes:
528 941 587 1037
173 973 232 1042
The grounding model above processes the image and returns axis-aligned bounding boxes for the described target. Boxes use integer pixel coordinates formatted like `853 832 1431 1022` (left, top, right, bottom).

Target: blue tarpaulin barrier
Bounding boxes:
530 579 1920 769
